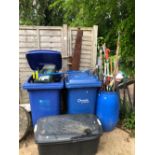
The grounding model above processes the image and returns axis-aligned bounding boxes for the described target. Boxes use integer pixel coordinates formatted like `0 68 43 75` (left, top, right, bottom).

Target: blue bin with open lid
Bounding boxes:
23 50 64 126
26 49 62 71
65 70 102 114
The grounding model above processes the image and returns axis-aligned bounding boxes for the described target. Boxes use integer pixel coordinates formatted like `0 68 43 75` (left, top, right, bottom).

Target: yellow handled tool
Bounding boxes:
32 71 39 80
35 71 39 80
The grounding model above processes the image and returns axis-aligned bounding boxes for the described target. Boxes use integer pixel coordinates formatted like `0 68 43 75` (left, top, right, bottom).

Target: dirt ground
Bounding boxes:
19 127 134 155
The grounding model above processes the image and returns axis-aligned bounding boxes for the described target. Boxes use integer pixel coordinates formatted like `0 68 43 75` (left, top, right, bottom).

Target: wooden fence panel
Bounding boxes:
19 25 98 105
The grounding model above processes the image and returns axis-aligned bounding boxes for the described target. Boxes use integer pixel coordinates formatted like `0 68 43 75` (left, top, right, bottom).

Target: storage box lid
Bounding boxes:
34 114 102 144
65 71 102 88
26 50 62 71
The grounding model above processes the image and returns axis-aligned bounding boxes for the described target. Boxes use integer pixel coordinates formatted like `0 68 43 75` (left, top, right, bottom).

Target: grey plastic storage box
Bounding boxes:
34 114 103 155
65 70 102 114
23 50 64 126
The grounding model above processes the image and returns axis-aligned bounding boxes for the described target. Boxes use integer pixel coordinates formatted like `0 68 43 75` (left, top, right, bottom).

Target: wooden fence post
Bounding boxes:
37 27 40 49
92 25 98 67
62 24 68 70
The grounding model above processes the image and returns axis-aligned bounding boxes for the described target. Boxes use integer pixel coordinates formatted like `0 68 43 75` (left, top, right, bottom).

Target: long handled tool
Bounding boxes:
102 43 113 91
113 31 121 91
98 47 103 81
110 57 113 77
102 43 106 84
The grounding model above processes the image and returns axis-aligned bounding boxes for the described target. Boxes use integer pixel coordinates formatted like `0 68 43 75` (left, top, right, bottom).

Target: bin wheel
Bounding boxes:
19 106 31 141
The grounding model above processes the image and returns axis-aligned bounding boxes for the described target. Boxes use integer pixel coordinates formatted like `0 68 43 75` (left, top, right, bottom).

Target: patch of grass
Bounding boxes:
122 112 135 130
119 100 135 137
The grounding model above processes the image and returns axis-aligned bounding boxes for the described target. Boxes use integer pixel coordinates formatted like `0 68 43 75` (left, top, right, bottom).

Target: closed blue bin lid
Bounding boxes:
26 50 62 71
65 71 102 88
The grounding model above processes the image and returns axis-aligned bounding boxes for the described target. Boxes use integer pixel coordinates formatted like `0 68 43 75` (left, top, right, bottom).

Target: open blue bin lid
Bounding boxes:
26 50 62 71
65 71 102 88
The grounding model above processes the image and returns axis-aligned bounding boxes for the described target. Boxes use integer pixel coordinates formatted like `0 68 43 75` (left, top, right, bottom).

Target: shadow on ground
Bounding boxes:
19 128 134 155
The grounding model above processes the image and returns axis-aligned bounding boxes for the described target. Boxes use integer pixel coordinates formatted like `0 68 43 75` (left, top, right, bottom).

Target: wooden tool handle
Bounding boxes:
110 58 113 75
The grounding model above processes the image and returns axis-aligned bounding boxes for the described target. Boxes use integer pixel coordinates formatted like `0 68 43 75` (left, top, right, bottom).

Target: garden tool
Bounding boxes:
104 48 110 78
103 60 107 83
33 64 58 83
102 43 106 53
106 59 110 77
95 45 100 77
32 72 35 79
32 70 39 80
114 31 120 74
102 43 107 83
103 44 111 91
98 47 103 81
113 31 121 90
108 78 114 91
110 57 114 77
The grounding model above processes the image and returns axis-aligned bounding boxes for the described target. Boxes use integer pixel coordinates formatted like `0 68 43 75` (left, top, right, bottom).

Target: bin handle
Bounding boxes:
97 119 102 126
34 124 37 133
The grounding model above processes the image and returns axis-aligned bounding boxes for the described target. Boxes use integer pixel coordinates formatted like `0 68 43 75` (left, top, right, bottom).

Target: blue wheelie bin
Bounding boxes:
23 50 64 126
65 70 102 114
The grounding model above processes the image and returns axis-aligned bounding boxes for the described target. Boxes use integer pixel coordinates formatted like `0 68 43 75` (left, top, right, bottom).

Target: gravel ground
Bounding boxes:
19 128 134 155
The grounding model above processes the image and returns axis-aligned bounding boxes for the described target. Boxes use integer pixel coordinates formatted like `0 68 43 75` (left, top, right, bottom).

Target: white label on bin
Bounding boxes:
77 99 89 104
